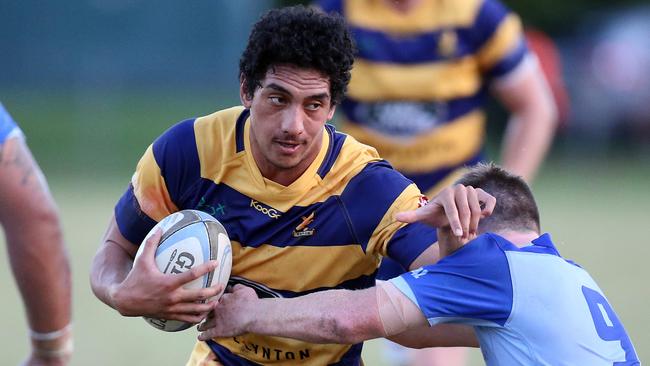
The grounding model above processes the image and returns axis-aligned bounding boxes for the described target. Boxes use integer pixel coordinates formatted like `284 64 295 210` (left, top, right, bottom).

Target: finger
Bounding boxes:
394 210 418 224
175 284 224 303
170 260 219 287
436 187 463 236
140 229 162 263
454 185 471 238
466 186 481 237
167 300 217 315
476 188 496 217
163 313 206 324
198 329 217 341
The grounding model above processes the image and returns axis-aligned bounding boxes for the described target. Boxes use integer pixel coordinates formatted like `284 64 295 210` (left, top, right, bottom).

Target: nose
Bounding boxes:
281 105 305 136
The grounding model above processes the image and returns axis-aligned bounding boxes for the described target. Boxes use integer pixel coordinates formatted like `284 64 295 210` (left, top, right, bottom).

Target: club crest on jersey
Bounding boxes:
418 195 429 208
292 212 315 238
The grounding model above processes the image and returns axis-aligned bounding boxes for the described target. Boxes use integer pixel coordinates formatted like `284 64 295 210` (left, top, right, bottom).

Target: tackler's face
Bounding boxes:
242 64 336 179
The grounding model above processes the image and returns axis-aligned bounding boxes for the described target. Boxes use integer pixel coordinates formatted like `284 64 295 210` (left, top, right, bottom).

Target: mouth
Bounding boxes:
274 140 302 154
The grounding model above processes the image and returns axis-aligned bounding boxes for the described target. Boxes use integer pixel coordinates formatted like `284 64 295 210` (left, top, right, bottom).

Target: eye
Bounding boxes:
269 96 286 105
305 102 322 111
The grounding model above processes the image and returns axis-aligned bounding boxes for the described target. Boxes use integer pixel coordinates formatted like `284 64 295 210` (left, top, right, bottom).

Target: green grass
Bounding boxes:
1 159 648 365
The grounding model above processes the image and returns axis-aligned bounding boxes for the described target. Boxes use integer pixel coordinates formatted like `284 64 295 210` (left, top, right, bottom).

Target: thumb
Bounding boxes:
141 228 163 262
395 210 418 223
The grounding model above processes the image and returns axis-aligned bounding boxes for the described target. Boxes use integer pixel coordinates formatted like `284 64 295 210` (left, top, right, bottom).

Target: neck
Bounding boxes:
493 230 540 247
383 0 422 13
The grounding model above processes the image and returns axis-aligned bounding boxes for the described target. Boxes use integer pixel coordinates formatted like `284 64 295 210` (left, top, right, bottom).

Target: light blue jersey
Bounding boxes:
391 233 640 365
0 102 23 143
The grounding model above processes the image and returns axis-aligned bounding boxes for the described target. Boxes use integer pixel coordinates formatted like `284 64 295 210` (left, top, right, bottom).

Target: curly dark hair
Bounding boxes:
239 5 355 106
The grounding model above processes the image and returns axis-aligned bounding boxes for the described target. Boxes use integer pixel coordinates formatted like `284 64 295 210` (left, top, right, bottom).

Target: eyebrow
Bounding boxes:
265 83 330 101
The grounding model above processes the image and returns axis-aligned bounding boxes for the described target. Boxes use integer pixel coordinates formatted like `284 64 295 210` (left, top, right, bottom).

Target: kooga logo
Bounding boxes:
250 199 281 219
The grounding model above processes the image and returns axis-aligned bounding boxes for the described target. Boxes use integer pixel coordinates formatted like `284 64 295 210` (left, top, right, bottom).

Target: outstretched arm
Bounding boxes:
0 137 72 365
198 282 478 348
493 55 557 183
199 285 385 344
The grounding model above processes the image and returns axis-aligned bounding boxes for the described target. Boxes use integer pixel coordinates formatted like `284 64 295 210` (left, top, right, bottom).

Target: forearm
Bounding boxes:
6 211 71 332
90 240 134 313
0 138 71 332
500 108 556 183
495 55 558 183
246 288 384 344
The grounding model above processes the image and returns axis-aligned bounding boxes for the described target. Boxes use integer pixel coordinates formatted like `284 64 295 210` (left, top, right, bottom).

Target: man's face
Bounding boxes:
242 65 336 183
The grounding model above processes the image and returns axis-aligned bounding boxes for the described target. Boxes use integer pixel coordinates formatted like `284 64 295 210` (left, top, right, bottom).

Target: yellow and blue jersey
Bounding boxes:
317 0 529 197
0 102 23 144
114 106 437 365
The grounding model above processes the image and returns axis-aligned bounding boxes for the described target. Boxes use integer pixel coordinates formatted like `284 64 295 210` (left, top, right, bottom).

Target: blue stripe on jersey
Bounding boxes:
184 179 357 248
339 161 414 251
152 118 200 206
488 40 527 78
404 151 484 193
0 102 19 143
316 0 343 14
317 124 346 178
352 26 494 64
340 91 488 127
473 0 510 46
393 234 513 326
114 184 158 245
235 109 250 153
206 339 363 366
387 223 437 270
230 273 376 299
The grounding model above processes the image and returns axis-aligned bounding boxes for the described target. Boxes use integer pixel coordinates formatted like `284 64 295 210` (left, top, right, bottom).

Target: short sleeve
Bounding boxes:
340 161 437 269
390 234 514 327
0 102 24 143
473 0 528 78
114 118 200 245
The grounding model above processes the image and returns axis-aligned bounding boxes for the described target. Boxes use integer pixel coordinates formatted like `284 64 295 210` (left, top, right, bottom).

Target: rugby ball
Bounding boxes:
134 209 232 332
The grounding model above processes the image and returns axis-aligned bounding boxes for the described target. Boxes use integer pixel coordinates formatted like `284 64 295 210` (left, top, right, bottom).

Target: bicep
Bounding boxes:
0 137 58 227
388 323 478 348
100 215 139 258
408 242 440 270
491 55 555 114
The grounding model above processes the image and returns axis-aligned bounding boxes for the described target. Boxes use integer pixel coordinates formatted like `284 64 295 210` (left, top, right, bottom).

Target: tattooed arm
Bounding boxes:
0 137 72 365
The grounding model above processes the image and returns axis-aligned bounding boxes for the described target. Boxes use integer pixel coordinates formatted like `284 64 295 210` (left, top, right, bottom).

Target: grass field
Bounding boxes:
1 158 648 365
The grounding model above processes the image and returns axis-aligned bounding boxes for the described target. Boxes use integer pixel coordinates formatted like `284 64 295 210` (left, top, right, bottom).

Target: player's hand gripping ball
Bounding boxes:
134 209 232 332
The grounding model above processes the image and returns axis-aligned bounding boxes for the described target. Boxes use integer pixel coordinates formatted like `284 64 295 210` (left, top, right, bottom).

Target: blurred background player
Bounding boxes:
0 102 73 366
313 0 558 364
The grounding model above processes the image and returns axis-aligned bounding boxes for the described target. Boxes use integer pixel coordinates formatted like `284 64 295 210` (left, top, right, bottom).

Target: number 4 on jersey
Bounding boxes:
582 286 640 365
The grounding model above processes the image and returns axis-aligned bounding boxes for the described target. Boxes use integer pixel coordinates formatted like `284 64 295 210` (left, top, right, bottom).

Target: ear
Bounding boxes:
326 104 337 121
240 79 252 108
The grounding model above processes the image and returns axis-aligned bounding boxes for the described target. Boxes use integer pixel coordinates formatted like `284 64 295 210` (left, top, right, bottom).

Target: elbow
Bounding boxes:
322 314 367 344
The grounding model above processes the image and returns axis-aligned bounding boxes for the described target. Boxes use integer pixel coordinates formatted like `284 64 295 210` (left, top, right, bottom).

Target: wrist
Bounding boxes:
30 324 73 360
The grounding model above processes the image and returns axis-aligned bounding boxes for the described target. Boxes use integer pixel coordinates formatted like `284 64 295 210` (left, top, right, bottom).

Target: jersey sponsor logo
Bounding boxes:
437 30 457 58
353 101 448 136
410 267 428 279
232 337 311 361
417 195 429 208
293 212 315 238
196 196 227 217
250 199 281 219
